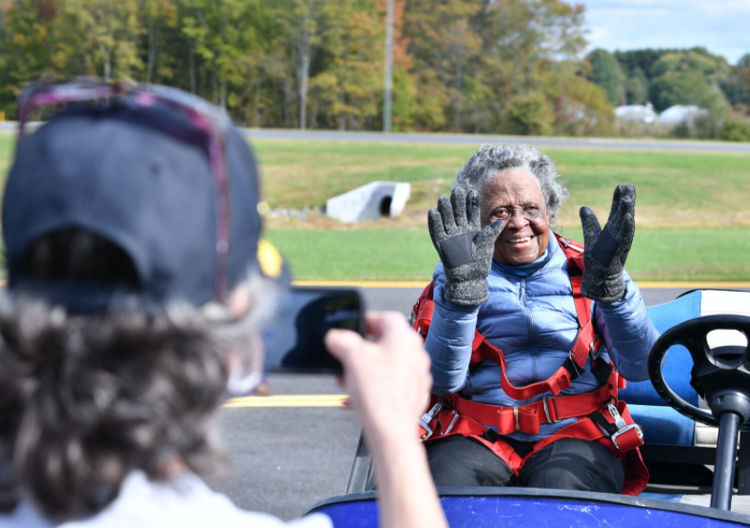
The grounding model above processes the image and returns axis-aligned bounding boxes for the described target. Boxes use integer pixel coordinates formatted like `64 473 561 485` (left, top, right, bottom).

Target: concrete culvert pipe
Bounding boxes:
326 182 411 223
379 196 392 217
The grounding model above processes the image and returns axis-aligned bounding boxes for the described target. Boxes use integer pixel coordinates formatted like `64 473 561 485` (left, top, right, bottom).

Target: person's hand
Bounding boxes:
326 312 448 528
428 186 505 307
325 311 431 438
579 184 636 304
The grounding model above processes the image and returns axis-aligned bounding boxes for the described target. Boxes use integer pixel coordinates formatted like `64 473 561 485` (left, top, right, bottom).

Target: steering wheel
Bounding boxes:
648 314 750 432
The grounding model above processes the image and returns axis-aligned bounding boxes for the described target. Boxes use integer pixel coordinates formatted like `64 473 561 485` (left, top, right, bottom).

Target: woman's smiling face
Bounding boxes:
481 169 550 266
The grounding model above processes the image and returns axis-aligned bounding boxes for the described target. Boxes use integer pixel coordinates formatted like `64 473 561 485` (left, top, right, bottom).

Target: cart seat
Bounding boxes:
622 289 750 447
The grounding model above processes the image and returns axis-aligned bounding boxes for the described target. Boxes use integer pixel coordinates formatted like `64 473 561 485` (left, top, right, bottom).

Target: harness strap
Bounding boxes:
451 385 614 435
472 324 601 399
468 237 601 399
432 413 526 471
412 281 435 337
431 364 620 435
422 398 647 494
523 400 648 495
591 357 615 387
414 234 648 495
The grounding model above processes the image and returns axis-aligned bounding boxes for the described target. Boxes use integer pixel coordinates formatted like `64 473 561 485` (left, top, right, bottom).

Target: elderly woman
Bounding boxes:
421 144 659 495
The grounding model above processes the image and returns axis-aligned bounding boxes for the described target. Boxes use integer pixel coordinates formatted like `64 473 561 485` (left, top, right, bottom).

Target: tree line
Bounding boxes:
0 0 748 138
589 47 750 112
588 47 750 140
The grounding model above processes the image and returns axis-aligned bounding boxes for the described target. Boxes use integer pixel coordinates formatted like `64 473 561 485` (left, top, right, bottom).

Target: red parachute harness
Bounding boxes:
412 234 649 495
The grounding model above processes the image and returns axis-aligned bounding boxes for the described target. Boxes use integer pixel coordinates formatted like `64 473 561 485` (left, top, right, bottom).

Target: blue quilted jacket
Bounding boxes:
425 232 660 442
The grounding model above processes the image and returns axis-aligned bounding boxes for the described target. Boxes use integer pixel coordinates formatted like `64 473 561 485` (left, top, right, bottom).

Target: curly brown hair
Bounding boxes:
0 229 271 521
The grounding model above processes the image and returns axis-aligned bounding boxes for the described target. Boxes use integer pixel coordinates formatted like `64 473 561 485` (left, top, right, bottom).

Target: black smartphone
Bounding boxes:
262 286 365 374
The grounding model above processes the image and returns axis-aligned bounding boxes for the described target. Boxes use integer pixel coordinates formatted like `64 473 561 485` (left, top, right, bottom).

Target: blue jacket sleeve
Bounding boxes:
423 265 480 395
592 271 660 382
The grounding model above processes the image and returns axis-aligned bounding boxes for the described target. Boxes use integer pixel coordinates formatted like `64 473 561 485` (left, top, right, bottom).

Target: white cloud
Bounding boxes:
578 0 750 64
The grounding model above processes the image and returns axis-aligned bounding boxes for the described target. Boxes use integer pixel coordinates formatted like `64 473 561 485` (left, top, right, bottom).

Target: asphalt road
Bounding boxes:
243 129 750 153
207 284 750 521
3 122 750 152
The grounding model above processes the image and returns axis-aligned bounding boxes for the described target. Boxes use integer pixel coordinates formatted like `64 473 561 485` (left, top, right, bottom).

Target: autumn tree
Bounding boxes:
274 0 330 129
141 0 179 84
0 0 58 114
721 54 750 112
649 49 730 111
402 0 482 132
475 0 589 133
314 0 382 130
55 0 143 80
1 0 743 138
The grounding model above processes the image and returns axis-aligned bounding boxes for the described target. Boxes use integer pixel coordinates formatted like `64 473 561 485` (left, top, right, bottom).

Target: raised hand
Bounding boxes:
579 184 636 304
427 186 505 307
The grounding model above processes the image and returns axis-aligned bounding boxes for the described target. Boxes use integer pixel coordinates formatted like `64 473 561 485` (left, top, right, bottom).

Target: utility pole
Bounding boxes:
383 0 394 132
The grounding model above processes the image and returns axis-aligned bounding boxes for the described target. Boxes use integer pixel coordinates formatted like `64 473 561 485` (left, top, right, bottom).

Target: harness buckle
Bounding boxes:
605 401 626 429
605 402 643 450
418 401 444 441
611 423 643 450
441 410 460 436
543 397 561 424
566 349 586 377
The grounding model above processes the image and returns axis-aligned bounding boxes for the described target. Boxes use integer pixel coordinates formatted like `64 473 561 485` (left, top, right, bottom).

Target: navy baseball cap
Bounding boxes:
3 90 263 311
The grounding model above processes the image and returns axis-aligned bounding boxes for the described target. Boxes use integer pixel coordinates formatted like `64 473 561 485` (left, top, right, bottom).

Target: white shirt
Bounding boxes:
0 471 332 528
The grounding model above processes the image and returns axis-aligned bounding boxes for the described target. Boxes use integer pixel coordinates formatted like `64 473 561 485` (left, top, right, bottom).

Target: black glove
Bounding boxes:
579 184 636 304
428 186 505 307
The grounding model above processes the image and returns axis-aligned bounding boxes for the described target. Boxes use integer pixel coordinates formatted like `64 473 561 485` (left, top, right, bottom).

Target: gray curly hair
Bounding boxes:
0 229 281 521
453 144 569 227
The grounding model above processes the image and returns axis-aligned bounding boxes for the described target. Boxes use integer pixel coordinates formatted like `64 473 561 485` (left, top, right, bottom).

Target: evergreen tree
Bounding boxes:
625 67 649 105
588 48 625 105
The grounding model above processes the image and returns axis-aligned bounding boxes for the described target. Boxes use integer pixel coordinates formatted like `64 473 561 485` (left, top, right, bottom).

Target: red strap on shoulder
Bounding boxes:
475 335 577 398
470 234 599 399
413 235 599 399
555 233 585 273
412 281 435 337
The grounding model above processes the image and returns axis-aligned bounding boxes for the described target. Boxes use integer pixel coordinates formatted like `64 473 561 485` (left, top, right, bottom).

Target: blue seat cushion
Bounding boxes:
628 404 696 445
620 290 701 408
618 291 704 447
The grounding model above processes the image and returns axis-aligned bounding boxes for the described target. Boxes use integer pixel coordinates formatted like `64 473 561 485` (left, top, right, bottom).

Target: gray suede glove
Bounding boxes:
428 186 505 307
579 184 636 304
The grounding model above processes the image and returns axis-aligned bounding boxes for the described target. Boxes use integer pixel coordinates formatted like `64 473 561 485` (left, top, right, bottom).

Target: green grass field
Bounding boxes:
2 133 750 281
255 138 750 280
254 140 750 229
0 134 12 178
266 228 750 281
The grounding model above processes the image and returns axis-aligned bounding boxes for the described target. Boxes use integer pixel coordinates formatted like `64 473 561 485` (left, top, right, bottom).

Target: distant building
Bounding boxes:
659 105 708 126
615 104 658 125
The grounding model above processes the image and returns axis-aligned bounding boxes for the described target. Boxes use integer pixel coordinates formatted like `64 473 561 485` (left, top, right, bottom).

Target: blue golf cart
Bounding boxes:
309 289 750 527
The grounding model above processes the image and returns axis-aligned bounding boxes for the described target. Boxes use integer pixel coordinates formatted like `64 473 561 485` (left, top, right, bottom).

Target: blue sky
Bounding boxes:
577 0 750 65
